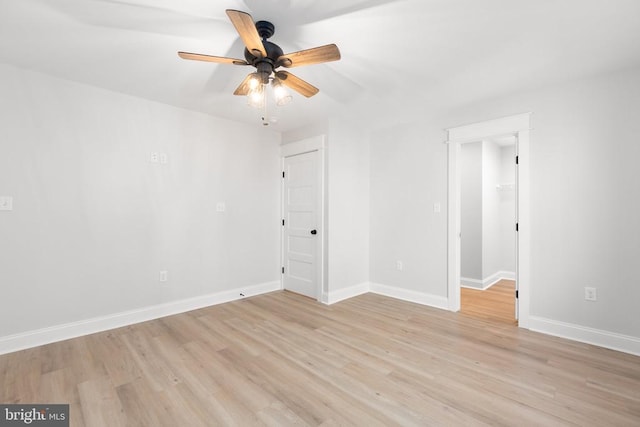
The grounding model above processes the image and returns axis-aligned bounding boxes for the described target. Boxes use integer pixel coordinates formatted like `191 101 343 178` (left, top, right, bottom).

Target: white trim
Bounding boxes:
515 129 531 327
446 113 531 329
446 113 532 143
528 316 640 357
281 135 327 302
281 135 325 157
323 282 370 305
444 130 532 145
447 141 462 311
0 281 281 355
459 277 484 289
370 283 449 311
461 271 516 290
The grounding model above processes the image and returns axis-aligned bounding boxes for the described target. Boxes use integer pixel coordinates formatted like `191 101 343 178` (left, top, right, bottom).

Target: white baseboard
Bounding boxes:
322 281 449 312
528 316 640 357
499 270 516 281
323 282 370 305
369 282 449 311
9 280 637 358
460 277 483 289
0 281 281 355
461 271 515 290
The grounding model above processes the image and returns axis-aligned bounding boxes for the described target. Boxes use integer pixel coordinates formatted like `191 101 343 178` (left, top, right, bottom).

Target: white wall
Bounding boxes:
3 61 639 355
460 142 483 280
482 140 503 280
0 64 281 342
326 119 370 296
369 65 640 344
369 122 448 302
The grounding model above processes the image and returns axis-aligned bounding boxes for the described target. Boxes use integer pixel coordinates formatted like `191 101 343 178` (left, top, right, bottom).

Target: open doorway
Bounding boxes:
446 113 531 329
459 138 517 324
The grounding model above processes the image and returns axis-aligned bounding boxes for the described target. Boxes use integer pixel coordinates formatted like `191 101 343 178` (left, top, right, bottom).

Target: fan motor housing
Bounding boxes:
244 20 283 72
244 40 283 66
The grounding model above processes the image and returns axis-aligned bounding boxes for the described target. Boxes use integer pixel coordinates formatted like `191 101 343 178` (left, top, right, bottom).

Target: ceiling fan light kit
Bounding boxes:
272 79 292 106
178 9 340 122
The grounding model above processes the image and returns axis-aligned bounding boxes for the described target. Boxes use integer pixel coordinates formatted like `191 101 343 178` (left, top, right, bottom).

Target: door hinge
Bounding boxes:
281 267 285 274
516 155 519 165
282 219 285 226
516 222 519 232
516 290 519 299
282 171 285 178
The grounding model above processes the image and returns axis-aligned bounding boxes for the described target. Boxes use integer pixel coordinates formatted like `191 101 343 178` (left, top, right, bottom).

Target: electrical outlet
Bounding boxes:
216 202 226 212
159 270 168 282
584 287 597 301
150 152 159 163
433 202 441 213
160 153 168 164
396 261 403 271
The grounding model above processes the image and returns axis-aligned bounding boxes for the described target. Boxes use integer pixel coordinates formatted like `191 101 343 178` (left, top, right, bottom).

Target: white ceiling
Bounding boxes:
2 0 640 131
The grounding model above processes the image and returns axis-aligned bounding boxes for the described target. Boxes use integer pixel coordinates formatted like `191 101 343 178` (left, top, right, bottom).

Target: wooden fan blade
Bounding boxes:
277 44 341 68
226 9 266 58
178 51 248 65
233 74 256 96
275 71 319 98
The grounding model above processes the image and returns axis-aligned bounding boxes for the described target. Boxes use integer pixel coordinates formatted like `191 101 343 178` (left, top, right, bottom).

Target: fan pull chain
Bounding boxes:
262 92 269 126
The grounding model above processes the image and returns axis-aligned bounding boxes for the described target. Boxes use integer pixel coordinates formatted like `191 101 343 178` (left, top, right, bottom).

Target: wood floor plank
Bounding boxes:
78 376 126 427
1 290 639 426
3 347 42 404
119 330 181 392
38 368 80 405
461 279 517 324
115 378 175 427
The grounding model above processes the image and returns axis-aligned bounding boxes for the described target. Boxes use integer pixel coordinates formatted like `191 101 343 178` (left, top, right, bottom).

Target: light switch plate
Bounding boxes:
159 270 168 282
216 202 226 212
0 196 13 211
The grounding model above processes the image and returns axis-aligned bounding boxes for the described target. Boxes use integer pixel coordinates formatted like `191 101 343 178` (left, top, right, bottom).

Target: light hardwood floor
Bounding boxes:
461 279 517 325
2 291 639 426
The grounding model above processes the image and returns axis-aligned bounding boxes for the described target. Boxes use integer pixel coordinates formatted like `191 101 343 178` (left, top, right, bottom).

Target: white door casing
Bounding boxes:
446 113 531 329
514 134 520 320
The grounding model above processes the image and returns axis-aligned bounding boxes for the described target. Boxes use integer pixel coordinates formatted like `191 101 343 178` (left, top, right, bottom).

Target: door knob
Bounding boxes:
310 229 317 235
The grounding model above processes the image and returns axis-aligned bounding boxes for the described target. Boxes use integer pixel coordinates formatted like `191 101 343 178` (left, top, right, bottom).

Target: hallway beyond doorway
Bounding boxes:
461 279 516 325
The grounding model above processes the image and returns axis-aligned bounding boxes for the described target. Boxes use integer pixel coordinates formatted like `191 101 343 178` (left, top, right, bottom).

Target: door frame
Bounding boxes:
446 113 531 328
281 135 326 302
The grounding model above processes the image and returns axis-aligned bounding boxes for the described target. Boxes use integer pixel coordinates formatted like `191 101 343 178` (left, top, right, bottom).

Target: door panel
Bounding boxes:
283 151 320 299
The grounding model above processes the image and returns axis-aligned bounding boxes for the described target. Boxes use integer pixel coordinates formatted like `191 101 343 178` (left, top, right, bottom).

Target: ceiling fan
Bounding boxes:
178 9 341 107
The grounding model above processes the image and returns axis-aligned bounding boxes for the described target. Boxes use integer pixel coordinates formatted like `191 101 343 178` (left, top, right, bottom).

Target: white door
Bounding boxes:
282 150 321 299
